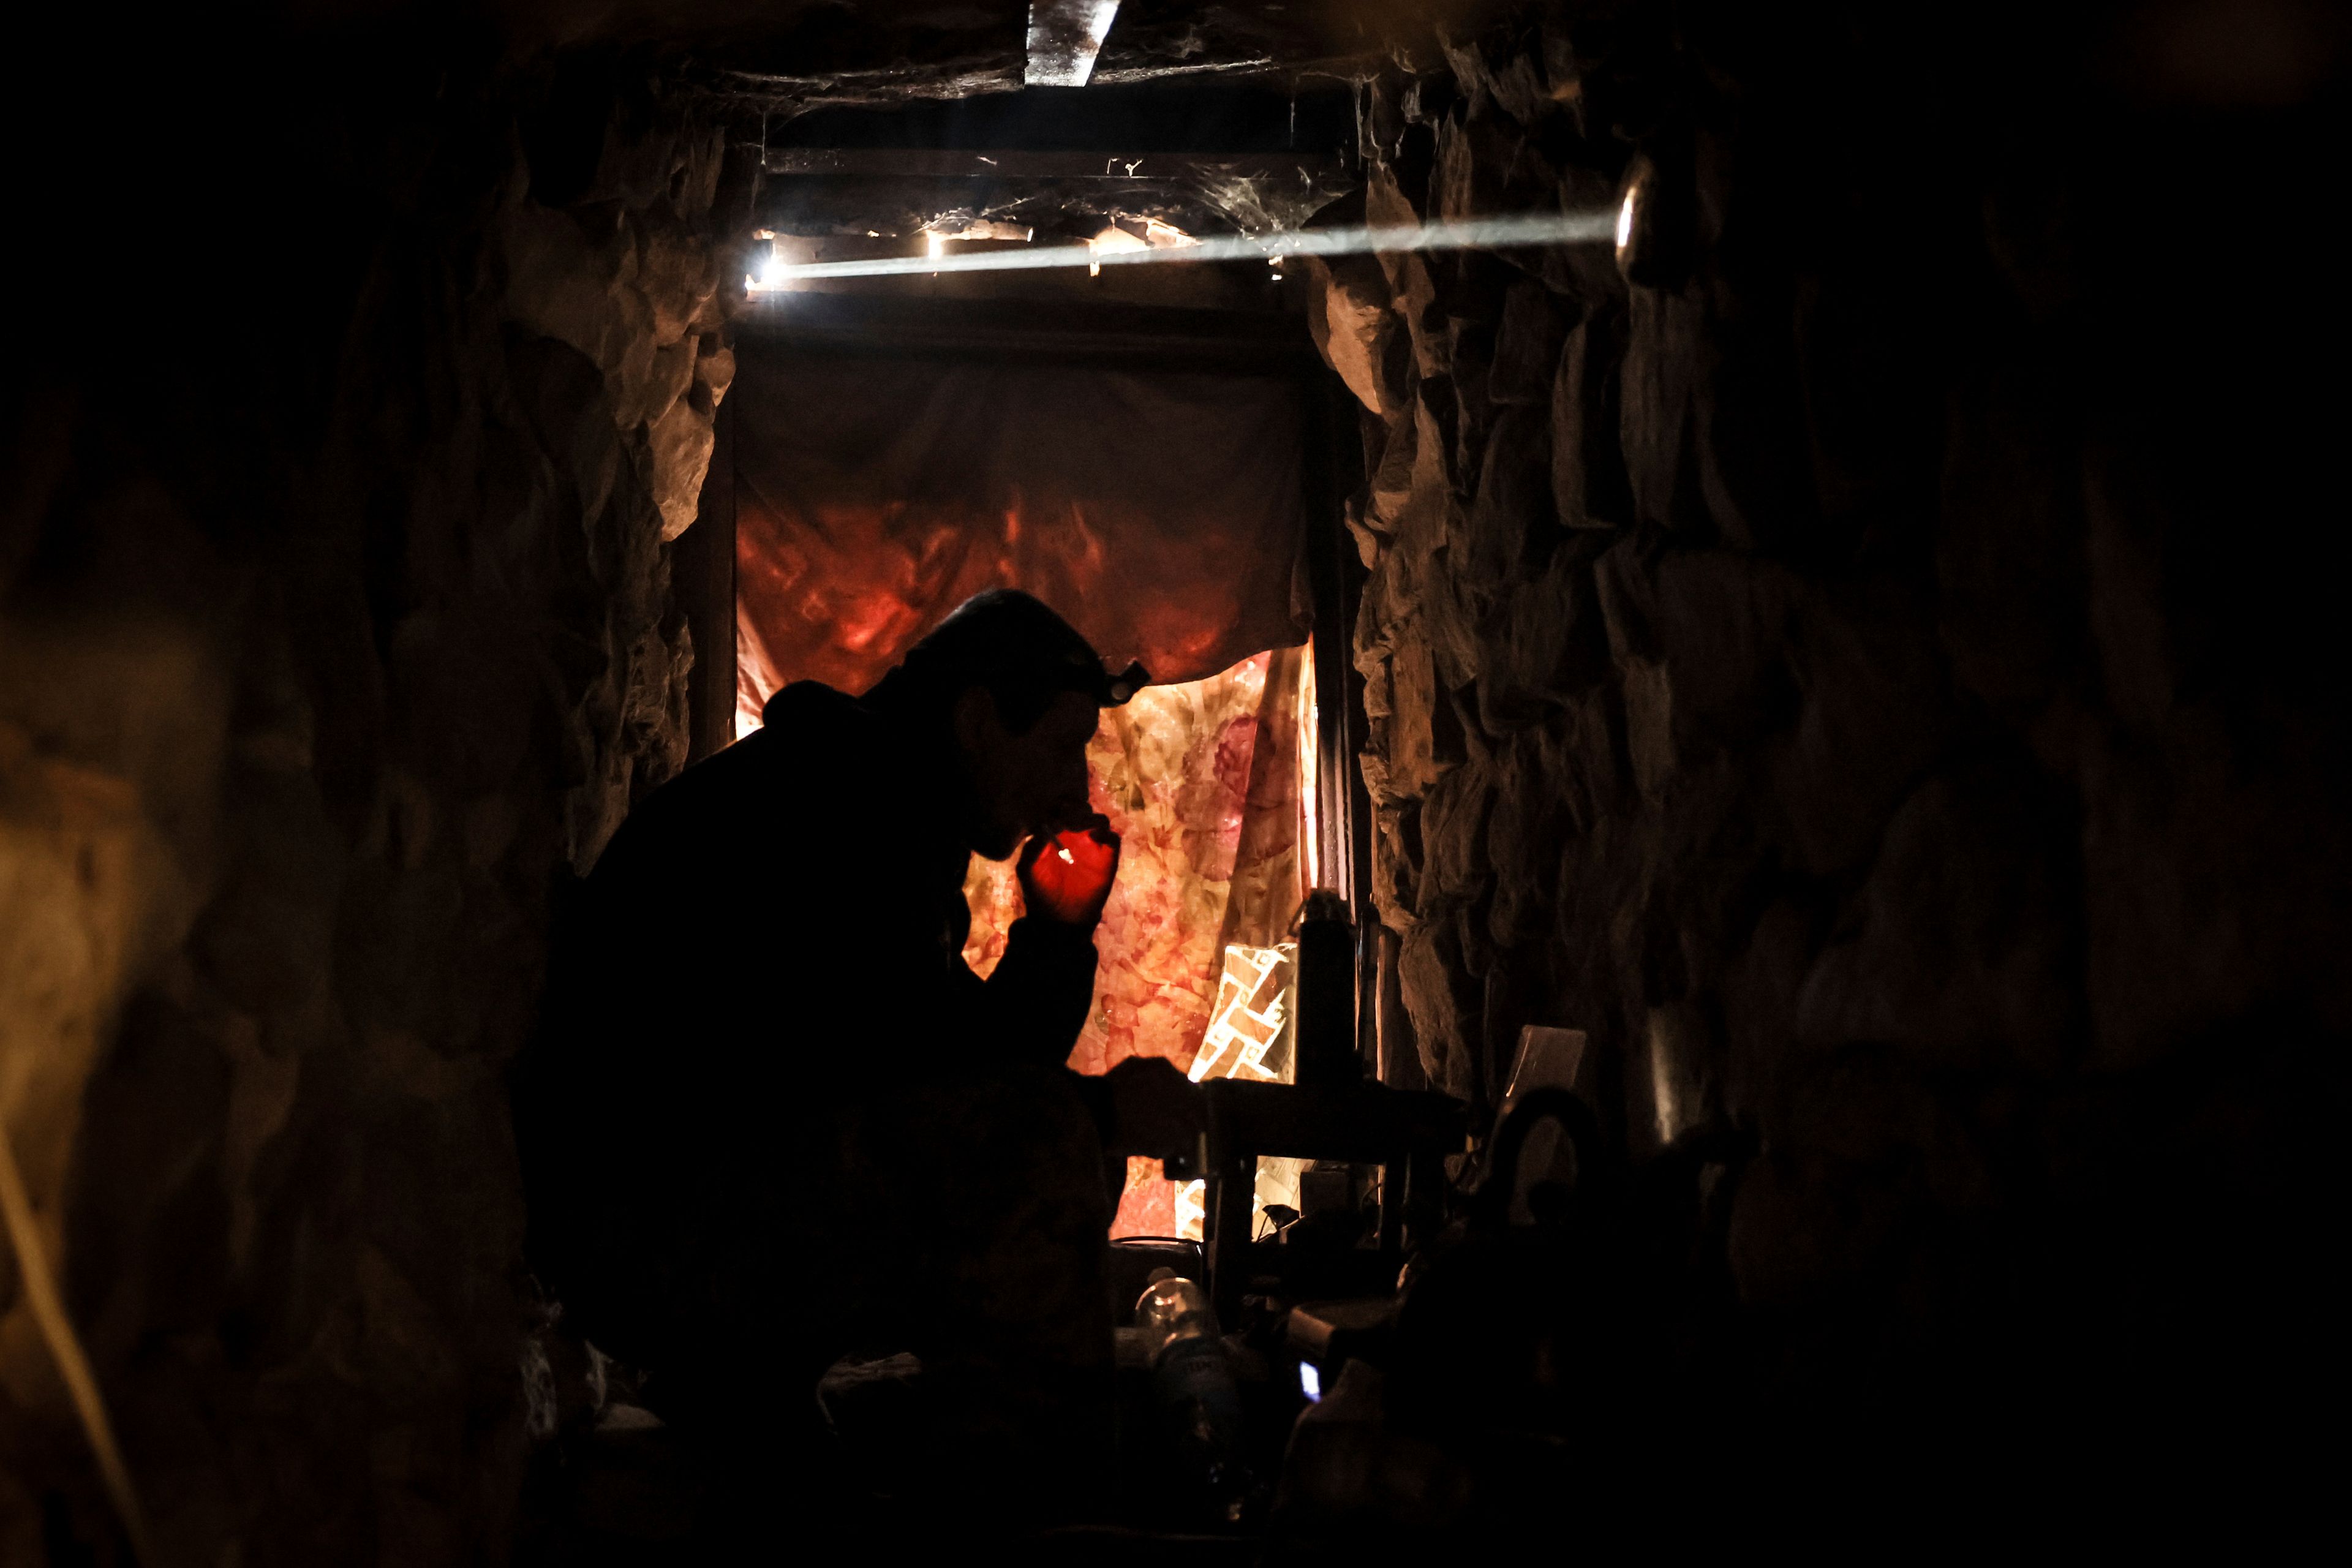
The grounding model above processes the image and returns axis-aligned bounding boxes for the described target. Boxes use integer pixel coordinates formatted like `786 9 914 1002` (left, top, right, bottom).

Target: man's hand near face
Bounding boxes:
1010 815 1202 1161
1017 814 1121 927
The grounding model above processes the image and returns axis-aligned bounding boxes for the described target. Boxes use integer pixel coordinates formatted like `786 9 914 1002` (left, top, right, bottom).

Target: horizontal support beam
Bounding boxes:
762 146 1348 182
1203 1079 1469 1166
734 294 1317 375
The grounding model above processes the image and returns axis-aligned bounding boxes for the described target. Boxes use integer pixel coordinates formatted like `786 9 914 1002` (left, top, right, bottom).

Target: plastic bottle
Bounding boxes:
1135 1270 1247 1515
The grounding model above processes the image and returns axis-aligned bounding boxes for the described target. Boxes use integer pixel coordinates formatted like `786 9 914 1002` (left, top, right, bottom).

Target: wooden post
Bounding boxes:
678 394 738 761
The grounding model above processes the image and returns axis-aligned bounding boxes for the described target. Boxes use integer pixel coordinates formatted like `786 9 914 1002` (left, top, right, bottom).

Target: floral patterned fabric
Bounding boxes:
957 648 1312 1239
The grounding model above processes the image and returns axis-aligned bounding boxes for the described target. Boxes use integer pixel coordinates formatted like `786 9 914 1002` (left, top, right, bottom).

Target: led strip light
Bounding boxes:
753 209 1623 287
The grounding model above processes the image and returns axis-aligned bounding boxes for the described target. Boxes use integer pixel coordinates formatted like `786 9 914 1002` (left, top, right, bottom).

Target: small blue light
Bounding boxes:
1298 1362 1322 1403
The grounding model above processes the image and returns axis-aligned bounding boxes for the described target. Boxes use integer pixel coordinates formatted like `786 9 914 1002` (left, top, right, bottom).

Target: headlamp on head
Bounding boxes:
1102 661 1149 706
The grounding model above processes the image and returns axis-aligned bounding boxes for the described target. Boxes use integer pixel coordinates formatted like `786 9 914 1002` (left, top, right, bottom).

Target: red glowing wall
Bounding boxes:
730 346 1310 730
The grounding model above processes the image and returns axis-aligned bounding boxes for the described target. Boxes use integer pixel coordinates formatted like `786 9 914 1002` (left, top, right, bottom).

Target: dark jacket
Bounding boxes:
515 682 1112 1434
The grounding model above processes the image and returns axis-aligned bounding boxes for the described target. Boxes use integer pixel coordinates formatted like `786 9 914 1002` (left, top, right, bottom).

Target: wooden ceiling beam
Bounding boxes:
761 147 1349 181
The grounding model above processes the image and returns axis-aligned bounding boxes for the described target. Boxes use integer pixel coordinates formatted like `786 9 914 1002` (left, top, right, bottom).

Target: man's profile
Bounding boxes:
513 589 1198 1537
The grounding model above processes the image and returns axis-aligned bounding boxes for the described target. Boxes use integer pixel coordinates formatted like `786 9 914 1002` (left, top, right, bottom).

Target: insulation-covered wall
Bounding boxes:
1317 1 2346 1468
0 24 743 1561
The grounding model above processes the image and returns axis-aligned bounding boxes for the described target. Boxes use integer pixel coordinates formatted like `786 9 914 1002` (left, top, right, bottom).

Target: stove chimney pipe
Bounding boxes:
1292 889 1359 1090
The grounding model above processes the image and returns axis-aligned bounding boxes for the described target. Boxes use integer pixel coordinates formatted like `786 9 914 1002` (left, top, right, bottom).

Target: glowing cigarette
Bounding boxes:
752 211 1618 286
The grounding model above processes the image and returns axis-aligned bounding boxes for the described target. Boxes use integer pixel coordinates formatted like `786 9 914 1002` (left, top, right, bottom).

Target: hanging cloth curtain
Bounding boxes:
731 345 1311 726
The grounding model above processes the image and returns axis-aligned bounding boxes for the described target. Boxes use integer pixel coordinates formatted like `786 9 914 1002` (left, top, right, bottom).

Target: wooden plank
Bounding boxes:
763 146 1348 182
734 292 1319 375
1203 1079 1467 1164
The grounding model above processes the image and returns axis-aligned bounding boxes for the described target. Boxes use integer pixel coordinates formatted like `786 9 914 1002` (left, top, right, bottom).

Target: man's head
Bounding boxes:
867 590 1146 859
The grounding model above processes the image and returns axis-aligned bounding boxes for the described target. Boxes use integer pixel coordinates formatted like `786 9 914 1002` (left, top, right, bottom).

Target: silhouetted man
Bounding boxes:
516 589 1199 1534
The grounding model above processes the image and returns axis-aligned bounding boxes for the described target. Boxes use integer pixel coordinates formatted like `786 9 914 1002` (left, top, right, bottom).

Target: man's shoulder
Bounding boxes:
743 680 908 792
600 684 904 862
758 678 872 736
673 682 881 786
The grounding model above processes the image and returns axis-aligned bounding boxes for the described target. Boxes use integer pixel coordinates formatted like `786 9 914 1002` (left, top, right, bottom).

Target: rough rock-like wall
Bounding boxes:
1 23 742 1561
1318 2 2347 1468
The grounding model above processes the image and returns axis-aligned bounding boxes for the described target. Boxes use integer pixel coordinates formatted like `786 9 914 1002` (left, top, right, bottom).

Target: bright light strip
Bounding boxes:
753 210 1618 286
